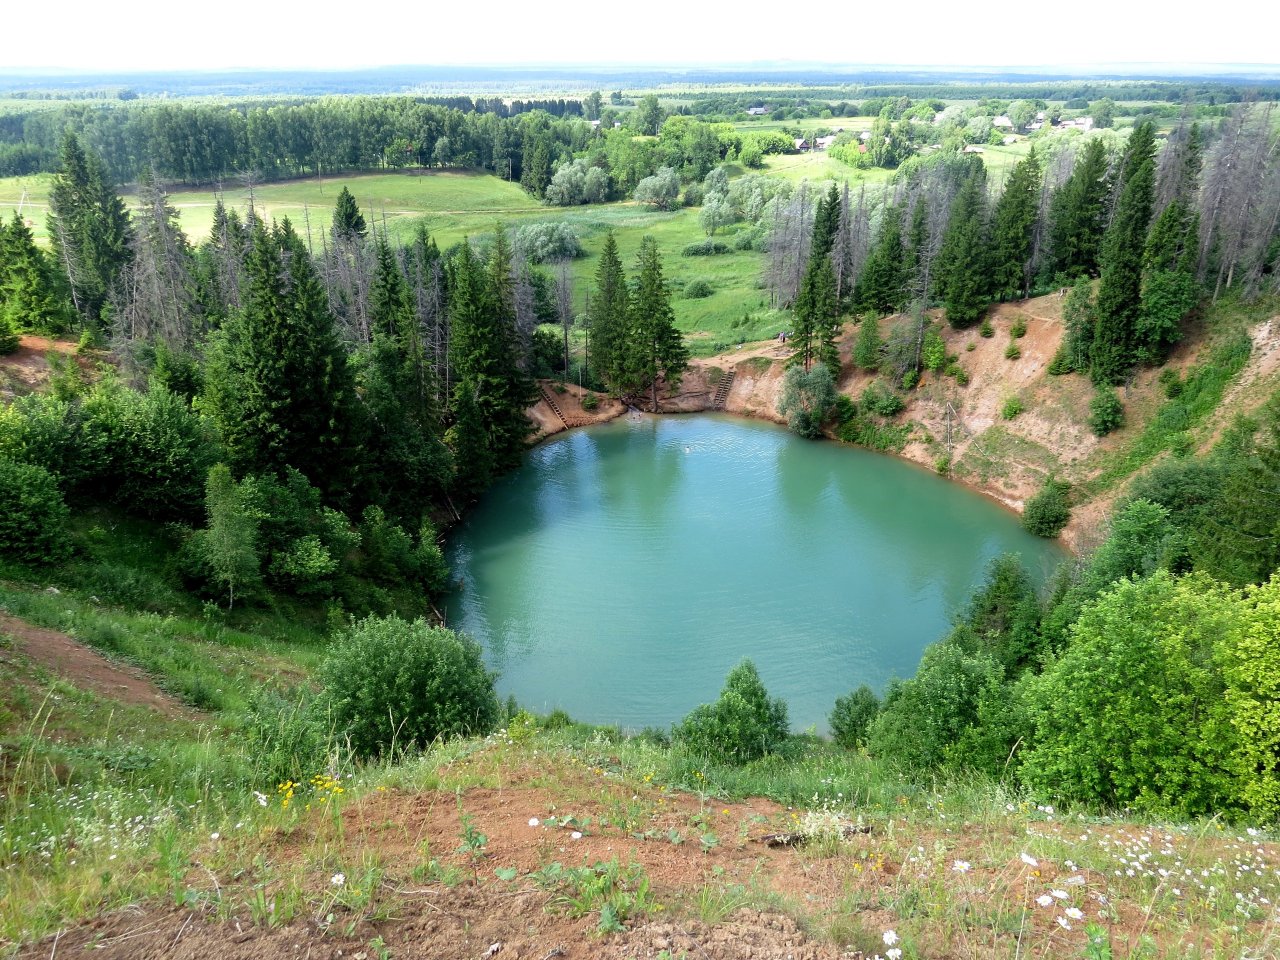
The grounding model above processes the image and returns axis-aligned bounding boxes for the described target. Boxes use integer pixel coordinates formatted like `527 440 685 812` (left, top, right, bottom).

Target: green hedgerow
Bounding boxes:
319 615 500 758
675 659 789 764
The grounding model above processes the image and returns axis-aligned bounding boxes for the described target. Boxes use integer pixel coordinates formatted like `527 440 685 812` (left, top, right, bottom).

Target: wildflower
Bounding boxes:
1056 917 1071 930
1036 894 1054 907
331 873 346 886
210 832 220 841
883 930 899 946
952 860 971 873
528 818 540 827
571 831 583 840
1065 907 1084 920
1051 889 1068 900
1020 852 1039 867
253 791 268 807
887 951 902 960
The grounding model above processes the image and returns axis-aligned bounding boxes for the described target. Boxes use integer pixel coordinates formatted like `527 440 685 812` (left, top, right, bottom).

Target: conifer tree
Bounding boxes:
445 239 533 494
586 230 630 393
627 236 689 410
1047 137 1110 278
0 213 71 338
46 133 132 329
854 205 907 315
1091 122 1157 384
988 147 1043 301
853 313 882 372
331 186 367 242
936 164 990 328
204 218 356 498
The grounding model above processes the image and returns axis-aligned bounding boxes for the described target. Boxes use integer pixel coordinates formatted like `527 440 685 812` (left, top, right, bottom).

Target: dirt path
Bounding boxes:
0 613 190 719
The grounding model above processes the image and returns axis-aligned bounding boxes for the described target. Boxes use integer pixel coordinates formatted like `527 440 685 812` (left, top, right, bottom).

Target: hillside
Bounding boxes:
531 292 1279 551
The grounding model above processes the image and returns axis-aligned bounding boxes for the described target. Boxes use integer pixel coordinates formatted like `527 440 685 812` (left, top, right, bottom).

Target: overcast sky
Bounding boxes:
6 0 1277 73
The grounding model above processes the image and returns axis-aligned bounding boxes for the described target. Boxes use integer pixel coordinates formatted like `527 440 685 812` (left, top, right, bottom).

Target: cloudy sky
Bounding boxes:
6 0 1276 73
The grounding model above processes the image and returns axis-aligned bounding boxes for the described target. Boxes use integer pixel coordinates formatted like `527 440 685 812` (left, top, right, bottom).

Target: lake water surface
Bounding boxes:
445 414 1064 731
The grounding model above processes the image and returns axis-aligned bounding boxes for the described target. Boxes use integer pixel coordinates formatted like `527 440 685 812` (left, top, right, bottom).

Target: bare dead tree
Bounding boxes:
555 259 575 375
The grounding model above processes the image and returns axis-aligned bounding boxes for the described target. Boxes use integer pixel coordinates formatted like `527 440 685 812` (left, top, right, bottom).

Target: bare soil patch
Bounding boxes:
0 612 191 719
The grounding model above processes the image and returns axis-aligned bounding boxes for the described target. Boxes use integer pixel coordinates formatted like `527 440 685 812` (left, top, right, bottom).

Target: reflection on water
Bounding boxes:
445 414 1064 732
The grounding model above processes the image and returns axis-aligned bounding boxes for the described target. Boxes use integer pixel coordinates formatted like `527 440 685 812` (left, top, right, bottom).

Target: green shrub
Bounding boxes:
1158 367 1184 398
1088 388 1125 437
900 369 919 391
922 329 947 371
674 660 789 764
0 313 18 354
684 279 714 299
1004 343 1021 360
682 239 732 257
1022 478 1071 537
1001 397 1024 420
581 392 599 411
1047 349 1073 375
952 368 970 386
1021 572 1237 818
935 453 951 475
866 644 1004 771
830 685 880 749
979 318 994 338
1010 317 1028 338
320 615 500 759
778 363 836 439
860 381 905 417
0 457 71 564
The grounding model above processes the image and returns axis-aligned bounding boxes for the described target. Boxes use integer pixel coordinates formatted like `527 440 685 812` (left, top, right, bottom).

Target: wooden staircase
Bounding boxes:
712 368 736 409
538 384 570 429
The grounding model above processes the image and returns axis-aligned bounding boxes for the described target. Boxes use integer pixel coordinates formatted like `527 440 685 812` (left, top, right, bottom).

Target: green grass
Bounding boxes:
1086 296 1274 494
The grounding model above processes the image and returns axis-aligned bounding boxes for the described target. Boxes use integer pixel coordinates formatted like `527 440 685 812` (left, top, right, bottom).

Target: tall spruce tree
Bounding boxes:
988 147 1043 301
358 238 451 520
445 238 533 495
46 133 132 329
1047 137 1110 278
936 163 990 328
1 213 71 339
586 230 630 393
792 187 842 371
204 218 356 498
854 205 907 315
626 236 689 411
1091 122 1157 384
331 186 367 242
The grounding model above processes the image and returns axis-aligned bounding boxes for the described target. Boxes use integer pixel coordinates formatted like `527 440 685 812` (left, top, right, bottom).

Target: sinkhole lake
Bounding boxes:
445 414 1065 732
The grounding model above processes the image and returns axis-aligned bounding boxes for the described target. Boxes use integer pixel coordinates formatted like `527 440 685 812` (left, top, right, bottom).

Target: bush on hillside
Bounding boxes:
1022 478 1071 538
320 615 500 758
0 457 71 565
682 239 732 257
674 659 789 764
684 279 714 299
829 685 880 749
1089 388 1125 437
778 363 836 439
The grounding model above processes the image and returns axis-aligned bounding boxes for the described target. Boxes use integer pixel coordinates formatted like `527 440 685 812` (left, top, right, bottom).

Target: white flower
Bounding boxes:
952 859 971 873
571 831 583 840
1056 917 1072 930
1051 889 1068 900
887 950 902 960
1036 894 1054 907
1020 852 1039 867
1065 907 1084 920
528 817 540 827
883 930 899 946
253 791 268 807
210 832 220 840
330 873 345 887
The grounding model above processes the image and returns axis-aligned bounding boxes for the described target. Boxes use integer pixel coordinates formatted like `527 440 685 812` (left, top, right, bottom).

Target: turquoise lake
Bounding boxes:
444 414 1065 732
